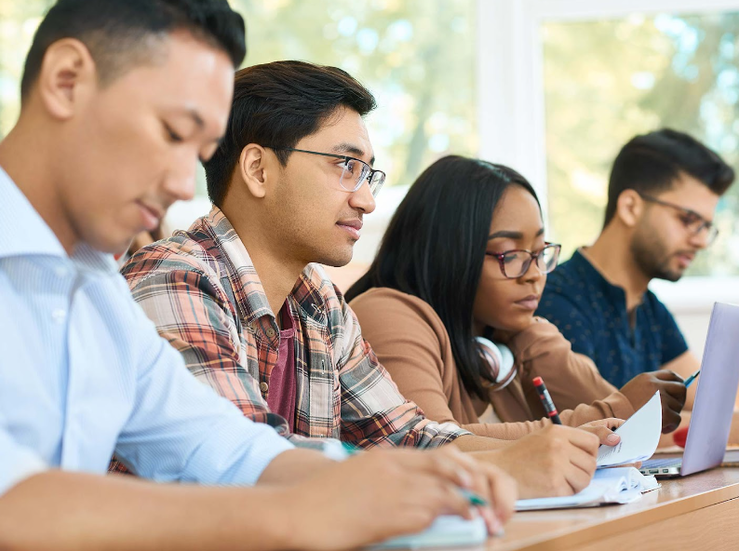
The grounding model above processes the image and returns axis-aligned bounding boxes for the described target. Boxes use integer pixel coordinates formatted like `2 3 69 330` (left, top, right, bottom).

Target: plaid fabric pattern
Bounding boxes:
120 207 469 449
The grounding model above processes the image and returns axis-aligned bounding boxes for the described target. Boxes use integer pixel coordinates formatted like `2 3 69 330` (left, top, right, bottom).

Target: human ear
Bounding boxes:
237 144 270 199
37 38 97 120
616 189 644 228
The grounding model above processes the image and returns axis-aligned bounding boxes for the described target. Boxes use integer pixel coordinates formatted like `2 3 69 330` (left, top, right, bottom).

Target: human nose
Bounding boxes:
520 253 543 282
688 225 712 249
162 159 197 202
348 178 376 214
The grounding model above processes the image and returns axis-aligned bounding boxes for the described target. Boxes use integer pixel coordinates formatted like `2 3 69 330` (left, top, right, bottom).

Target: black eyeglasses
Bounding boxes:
638 192 718 245
486 243 561 279
265 146 386 198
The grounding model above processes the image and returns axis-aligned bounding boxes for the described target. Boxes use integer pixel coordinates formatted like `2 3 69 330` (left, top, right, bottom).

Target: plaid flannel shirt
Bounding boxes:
120 207 469 448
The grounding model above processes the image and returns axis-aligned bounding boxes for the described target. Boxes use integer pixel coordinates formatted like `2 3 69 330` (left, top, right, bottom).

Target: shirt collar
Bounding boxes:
0 165 118 275
200 206 326 325
0 165 66 259
572 248 629 305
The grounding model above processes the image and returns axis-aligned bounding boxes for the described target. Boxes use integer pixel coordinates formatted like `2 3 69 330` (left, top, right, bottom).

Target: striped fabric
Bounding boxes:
0 167 294 495
120 206 469 448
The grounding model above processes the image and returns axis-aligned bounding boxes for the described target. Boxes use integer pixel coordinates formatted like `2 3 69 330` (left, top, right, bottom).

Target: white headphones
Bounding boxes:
475 336 516 390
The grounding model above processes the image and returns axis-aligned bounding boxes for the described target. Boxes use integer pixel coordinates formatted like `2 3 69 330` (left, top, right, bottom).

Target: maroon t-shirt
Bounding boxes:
266 307 297 431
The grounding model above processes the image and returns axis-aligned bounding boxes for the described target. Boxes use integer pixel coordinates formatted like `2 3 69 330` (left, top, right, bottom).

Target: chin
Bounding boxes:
316 247 354 268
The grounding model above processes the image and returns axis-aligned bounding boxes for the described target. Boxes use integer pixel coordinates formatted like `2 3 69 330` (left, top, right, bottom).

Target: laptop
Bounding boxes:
640 302 739 478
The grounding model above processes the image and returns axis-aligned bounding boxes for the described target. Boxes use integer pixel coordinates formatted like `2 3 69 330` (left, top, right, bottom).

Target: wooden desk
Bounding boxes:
482 468 739 551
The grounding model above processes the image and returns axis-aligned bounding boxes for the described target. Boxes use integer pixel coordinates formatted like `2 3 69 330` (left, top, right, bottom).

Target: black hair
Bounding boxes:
604 128 735 227
21 0 246 101
203 60 377 207
346 155 539 399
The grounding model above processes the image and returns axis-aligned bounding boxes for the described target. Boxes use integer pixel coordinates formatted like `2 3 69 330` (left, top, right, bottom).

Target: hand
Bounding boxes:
276 447 517 551
620 370 686 433
474 424 599 499
578 418 624 446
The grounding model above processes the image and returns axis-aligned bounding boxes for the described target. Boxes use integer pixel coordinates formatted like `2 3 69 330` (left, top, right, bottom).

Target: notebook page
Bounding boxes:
597 391 662 467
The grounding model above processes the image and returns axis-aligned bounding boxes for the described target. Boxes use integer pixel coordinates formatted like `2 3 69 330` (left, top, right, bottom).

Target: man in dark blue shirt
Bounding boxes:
538 129 735 409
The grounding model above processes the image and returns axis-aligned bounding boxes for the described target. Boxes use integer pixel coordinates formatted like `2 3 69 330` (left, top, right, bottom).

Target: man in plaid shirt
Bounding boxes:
121 60 611 499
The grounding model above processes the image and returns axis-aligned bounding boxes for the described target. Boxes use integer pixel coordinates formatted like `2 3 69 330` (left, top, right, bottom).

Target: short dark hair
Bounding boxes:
203 60 377 207
603 128 735 227
21 0 246 101
346 156 539 400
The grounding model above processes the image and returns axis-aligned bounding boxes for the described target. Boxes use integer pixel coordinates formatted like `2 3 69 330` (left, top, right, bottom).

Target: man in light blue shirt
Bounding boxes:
0 1 515 548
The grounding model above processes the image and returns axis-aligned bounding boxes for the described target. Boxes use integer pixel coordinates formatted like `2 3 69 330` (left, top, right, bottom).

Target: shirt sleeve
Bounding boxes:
537 288 597 361
504 319 635 422
121 257 337 452
0 420 48 496
113 292 294 486
334 291 470 448
122 260 292 435
650 294 689 365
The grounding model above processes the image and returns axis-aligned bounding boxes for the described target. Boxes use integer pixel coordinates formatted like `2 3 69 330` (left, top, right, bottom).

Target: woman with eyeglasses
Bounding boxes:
346 156 686 438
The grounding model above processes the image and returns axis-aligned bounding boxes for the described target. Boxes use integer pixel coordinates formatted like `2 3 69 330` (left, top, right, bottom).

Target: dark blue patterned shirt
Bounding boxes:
536 249 688 388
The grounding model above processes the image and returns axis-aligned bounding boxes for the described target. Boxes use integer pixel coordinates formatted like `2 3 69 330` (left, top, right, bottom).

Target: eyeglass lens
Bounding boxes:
338 159 385 197
503 246 560 278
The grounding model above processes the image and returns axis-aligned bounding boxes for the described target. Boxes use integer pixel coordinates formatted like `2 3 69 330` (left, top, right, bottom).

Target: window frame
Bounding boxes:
476 0 739 313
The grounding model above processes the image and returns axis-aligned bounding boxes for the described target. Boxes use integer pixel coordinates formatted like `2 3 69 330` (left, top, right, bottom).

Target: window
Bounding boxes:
0 1 54 136
542 10 739 276
0 0 478 200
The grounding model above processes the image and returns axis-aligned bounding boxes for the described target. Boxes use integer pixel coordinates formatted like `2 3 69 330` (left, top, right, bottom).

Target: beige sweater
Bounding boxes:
350 287 635 440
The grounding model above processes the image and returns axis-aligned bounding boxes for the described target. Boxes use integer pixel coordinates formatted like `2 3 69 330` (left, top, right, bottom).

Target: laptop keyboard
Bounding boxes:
642 458 682 469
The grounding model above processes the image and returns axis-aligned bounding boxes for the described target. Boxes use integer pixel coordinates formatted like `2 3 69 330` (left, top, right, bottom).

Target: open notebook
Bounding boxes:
516 467 659 510
516 391 663 511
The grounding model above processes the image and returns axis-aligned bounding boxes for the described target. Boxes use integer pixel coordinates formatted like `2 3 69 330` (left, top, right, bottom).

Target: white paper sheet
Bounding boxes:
516 467 656 510
597 390 662 467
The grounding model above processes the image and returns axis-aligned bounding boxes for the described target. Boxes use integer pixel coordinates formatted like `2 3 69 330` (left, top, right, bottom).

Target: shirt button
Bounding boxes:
265 327 277 338
54 266 69 278
259 381 269 394
52 309 67 323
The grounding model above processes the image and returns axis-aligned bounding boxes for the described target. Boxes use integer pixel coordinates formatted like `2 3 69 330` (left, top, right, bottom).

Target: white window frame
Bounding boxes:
476 0 739 314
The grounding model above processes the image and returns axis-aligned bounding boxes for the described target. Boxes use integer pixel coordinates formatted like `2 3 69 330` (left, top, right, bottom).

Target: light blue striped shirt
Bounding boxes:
0 167 294 495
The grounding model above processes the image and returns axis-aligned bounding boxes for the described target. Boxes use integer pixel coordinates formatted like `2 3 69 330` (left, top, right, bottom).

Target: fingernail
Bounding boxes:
607 433 620 444
489 515 505 537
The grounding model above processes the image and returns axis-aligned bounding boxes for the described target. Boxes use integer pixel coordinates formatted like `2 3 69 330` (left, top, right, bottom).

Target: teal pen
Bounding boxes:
684 369 701 388
339 442 488 507
459 488 489 507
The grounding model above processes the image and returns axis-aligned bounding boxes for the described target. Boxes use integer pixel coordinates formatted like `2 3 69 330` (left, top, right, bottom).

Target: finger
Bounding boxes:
569 445 597 478
659 381 688 401
478 507 504 536
564 460 594 495
601 417 625 430
587 425 621 446
566 427 601 455
396 449 475 490
654 369 684 383
485 466 517 523
435 446 493 502
662 392 685 415
437 481 474 520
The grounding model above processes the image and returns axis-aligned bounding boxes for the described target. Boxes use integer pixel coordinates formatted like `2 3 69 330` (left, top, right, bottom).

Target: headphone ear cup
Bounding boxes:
475 337 517 390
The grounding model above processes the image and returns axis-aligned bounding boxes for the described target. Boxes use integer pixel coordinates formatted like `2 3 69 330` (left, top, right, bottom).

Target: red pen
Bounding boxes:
533 376 562 425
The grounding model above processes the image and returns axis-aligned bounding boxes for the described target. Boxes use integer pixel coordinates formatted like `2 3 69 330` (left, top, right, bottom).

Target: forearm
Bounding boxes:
0 471 292 551
557 393 634 427
450 434 512 452
257 447 335 485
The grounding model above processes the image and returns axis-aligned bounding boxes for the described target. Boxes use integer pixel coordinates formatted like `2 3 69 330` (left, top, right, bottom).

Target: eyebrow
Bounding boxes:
488 227 545 240
332 142 375 166
179 108 205 129
175 108 226 145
